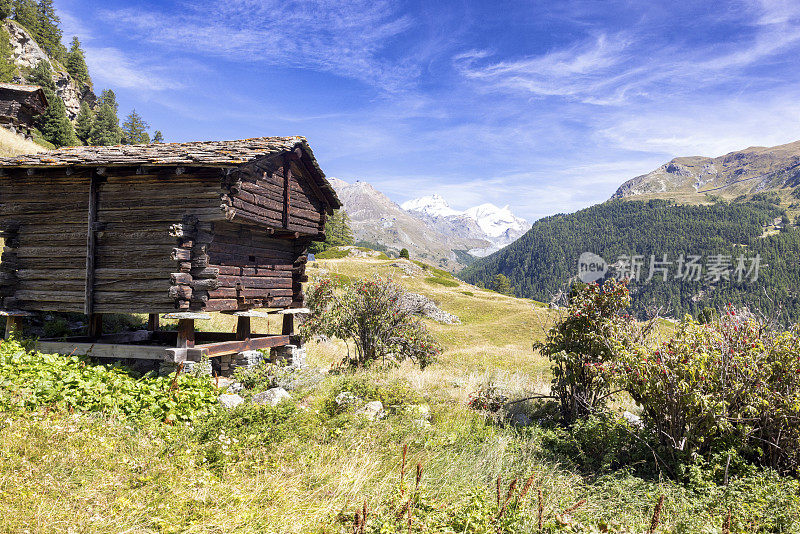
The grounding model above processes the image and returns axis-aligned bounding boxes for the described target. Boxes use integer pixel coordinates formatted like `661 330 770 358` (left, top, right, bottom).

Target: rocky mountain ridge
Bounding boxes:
401 194 530 256
328 178 509 270
612 140 800 203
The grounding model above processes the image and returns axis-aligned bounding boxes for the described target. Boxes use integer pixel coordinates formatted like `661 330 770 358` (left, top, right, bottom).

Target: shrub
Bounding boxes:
301 276 441 369
535 279 639 423
621 308 800 474
400 248 409 259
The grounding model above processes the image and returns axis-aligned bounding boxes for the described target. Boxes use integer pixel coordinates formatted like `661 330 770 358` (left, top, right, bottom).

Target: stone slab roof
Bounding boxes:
0 136 341 208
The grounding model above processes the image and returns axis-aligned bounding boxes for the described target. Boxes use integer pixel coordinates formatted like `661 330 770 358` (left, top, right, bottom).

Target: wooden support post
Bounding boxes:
88 313 102 339
236 316 251 341
147 313 160 331
283 161 291 228
4 316 20 339
84 171 101 316
177 319 195 348
281 313 294 336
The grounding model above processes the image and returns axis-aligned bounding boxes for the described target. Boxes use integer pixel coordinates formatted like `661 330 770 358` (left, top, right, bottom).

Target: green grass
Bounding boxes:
425 275 459 287
1 256 798 532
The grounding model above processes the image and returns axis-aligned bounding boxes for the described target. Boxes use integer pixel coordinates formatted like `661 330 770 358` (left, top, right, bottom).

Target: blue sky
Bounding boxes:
55 0 800 222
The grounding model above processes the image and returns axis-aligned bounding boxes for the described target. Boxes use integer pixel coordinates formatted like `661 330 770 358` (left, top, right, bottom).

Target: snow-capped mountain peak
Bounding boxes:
463 203 528 239
401 194 461 217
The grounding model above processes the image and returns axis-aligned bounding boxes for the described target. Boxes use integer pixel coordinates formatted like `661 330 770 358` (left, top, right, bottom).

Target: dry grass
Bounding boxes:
0 127 47 157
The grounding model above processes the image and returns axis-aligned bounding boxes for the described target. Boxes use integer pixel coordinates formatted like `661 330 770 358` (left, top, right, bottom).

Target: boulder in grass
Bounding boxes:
218 393 244 409
356 400 386 420
253 387 291 407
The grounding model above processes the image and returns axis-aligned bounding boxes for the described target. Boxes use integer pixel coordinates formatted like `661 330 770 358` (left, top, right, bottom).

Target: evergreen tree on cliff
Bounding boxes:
65 36 90 87
88 89 121 146
0 27 17 81
26 60 54 91
13 0 65 59
121 109 150 145
74 101 93 145
0 0 12 20
38 87 77 147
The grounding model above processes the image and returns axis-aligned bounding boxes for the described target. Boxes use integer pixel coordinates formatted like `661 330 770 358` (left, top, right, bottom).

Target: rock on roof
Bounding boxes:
0 82 45 93
0 136 341 207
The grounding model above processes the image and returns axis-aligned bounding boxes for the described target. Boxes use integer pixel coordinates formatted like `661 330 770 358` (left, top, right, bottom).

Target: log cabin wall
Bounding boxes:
0 170 91 313
93 169 224 314
0 137 341 317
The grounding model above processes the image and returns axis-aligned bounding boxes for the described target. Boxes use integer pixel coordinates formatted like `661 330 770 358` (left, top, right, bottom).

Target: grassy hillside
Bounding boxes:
1 254 797 532
460 198 800 321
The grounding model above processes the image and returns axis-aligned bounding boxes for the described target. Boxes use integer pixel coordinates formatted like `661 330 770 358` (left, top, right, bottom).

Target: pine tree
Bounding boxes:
121 109 150 145
98 89 118 112
13 0 41 39
0 0 12 19
74 101 93 145
38 87 77 147
400 248 409 259
0 27 17 81
34 0 64 59
152 130 164 143
26 60 55 91
327 210 354 247
65 36 90 86
88 100 121 146
491 274 514 296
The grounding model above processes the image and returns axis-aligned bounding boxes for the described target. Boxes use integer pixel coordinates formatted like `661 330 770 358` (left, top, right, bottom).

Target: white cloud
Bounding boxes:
99 0 417 92
454 1 800 106
82 47 184 92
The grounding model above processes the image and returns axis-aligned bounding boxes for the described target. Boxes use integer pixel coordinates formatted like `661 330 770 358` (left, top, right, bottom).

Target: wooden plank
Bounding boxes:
192 335 291 357
148 313 159 331
36 341 168 360
84 173 100 315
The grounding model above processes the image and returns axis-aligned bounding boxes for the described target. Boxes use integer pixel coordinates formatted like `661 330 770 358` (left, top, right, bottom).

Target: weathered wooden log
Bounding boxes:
168 285 192 300
171 248 191 261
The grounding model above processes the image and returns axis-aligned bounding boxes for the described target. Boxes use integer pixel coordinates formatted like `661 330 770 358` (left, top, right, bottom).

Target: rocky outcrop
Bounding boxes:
4 20 95 119
400 292 461 324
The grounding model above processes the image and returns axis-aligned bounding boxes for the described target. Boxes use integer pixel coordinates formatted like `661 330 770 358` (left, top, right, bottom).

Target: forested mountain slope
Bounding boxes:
459 198 800 320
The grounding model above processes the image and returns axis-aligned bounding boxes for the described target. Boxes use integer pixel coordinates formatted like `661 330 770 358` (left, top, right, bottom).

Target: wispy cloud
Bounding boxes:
454 0 800 106
83 47 184 91
99 0 416 92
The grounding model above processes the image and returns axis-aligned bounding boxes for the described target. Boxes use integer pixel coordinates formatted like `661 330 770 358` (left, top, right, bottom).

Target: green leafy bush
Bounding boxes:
621 308 800 474
0 340 217 423
322 375 421 416
535 280 640 423
302 276 441 369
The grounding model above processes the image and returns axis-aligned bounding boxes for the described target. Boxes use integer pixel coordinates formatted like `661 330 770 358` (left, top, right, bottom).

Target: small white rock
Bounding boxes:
356 400 386 421
218 394 244 409
253 387 291 406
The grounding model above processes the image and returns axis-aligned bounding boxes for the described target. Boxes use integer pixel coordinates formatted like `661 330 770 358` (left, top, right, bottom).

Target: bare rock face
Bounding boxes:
4 20 95 119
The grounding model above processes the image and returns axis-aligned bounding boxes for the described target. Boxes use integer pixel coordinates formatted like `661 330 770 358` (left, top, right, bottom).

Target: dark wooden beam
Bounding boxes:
282 313 294 336
283 160 291 228
87 313 102 339
236 315 251 340
147 313 160 331
293 149 332 214
83 171 101 315
177 318 195 348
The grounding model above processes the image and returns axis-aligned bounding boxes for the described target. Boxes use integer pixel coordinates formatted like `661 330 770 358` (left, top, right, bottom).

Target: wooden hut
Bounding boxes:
0 136 340 363
0 83 48 138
